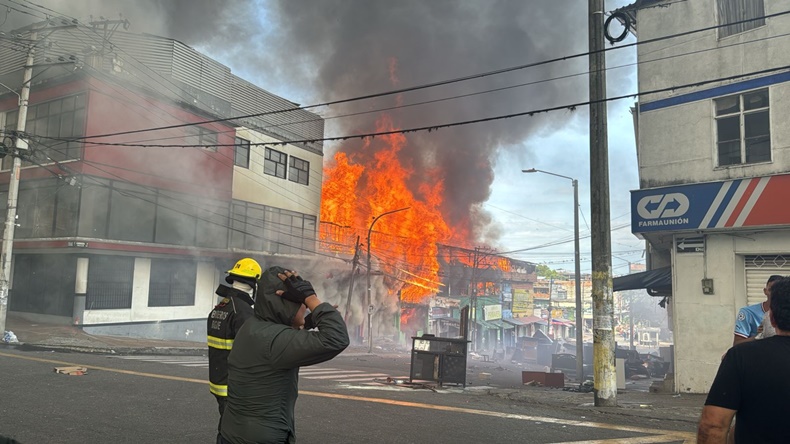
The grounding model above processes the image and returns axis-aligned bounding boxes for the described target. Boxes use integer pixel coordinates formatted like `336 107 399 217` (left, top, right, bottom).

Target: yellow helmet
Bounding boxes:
227 258 262 280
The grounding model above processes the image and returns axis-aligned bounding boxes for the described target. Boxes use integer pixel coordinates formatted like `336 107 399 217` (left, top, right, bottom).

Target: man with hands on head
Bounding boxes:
219 266 350 444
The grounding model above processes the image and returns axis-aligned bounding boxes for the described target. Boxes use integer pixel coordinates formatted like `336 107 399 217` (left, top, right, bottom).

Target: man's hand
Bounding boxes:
276 270 316 305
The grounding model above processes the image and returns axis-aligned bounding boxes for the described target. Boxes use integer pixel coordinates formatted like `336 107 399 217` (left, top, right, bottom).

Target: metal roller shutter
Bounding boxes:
744 255 790 306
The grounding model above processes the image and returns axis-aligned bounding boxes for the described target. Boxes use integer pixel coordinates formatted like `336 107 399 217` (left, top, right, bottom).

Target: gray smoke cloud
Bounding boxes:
11 0 593 246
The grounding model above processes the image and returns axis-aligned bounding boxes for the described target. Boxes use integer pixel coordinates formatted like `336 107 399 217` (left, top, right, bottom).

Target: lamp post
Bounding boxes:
523 168 584 382
367 206 410 353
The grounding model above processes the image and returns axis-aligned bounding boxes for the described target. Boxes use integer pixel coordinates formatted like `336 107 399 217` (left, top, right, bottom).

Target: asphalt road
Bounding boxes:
0 348 695 443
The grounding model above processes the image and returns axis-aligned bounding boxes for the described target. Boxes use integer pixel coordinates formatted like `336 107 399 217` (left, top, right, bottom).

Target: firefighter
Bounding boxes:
207 257 262 443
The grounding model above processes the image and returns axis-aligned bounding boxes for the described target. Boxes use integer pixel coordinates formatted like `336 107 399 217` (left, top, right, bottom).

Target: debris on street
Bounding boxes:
54 366 88 376
2 331 19 343
373 377 437 392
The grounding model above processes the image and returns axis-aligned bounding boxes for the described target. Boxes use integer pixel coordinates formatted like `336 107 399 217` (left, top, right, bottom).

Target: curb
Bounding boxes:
485 388 702 424
7 342 206 356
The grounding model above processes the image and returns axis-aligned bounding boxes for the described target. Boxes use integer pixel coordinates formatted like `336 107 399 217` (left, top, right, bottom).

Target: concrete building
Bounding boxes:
0 21 324 340
623 0 790 392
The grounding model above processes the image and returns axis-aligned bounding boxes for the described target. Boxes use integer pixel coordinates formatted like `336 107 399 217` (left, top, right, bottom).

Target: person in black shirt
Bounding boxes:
698 276 790 443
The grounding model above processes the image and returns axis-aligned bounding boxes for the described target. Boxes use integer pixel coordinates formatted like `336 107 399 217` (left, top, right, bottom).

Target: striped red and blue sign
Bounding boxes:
631 174 790 233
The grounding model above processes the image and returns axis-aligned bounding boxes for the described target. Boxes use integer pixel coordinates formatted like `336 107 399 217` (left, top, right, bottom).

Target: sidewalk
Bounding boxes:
2 313 206 355
1 313 705 425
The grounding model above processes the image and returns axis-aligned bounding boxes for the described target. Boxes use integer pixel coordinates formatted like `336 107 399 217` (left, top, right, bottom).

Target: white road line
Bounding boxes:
305 373 388 380
301 371 365 379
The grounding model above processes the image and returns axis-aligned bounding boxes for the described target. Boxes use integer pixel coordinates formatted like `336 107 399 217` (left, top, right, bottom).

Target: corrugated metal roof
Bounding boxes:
0 25 323 151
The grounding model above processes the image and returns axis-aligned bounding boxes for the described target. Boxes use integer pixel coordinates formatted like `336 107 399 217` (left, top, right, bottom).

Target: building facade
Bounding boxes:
626 0 790 392
0 22 325 341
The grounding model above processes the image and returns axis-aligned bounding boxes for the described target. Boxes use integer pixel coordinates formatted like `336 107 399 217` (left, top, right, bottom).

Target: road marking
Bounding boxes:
0 351 695 442
304 372 386 380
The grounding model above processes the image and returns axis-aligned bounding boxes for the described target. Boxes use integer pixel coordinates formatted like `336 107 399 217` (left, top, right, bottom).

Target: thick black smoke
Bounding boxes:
13 0 596 245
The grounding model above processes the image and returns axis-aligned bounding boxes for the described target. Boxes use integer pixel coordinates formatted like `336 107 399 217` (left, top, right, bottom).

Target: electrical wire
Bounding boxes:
11 1 789 141
33 63 790 150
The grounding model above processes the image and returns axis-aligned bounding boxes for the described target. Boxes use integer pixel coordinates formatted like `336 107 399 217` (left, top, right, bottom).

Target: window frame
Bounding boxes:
288 155 310 186
264 147 287 179
234 137 250 168
2 93 87 170
714 88 771 168
717 0 766 39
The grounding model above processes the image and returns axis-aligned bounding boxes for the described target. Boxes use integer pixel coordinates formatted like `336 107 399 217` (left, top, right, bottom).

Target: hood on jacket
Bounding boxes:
255 265 303 326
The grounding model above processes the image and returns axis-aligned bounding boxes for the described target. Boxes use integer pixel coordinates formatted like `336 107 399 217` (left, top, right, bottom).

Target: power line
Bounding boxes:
33 64 790 150
11 2 788 141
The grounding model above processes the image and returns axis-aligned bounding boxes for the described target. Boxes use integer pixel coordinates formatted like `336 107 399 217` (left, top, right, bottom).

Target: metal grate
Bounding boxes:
148 259 197 307
744 255 790 306
86 256 134 310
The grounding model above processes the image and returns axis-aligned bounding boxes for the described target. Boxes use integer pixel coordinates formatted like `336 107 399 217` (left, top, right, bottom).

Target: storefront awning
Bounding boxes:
489 319 514 330
613 266 672 296
503 316 546 326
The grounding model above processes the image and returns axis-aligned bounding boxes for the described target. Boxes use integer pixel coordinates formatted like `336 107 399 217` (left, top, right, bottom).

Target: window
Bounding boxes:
148 259 197 307
264 147 287 178
155 192 197 246
86 255 134 310
228 201 317 254
715 88 770 166
3 94 86 169
717 0 765 38
288 156 310 185
108 181 156 242
234 137 250 168
185 126 218 151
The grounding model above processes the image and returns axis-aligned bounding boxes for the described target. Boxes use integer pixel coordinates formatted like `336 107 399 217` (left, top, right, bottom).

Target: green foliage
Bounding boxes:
536 264 562 280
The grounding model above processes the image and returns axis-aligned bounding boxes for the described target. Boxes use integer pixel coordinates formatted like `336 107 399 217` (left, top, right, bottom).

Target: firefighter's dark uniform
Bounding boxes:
207 285 255 434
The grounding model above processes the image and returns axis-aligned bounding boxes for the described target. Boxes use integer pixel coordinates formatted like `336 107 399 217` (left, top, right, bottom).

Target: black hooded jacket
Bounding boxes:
207 285 255 398
220 266 350 444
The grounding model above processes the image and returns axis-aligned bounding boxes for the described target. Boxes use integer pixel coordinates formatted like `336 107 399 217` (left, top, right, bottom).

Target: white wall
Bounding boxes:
233 127 323 218
671 230 790 393
636 0 790 187
83 258 219 324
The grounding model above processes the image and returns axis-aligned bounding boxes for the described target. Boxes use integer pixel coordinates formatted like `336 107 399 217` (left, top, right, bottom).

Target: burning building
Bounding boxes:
0 20 326 340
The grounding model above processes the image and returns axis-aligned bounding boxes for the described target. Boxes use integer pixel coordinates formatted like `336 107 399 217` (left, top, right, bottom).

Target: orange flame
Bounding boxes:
320 115 457 304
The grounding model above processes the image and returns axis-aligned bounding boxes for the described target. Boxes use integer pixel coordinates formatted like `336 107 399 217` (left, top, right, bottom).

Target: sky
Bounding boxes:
5 0 647 276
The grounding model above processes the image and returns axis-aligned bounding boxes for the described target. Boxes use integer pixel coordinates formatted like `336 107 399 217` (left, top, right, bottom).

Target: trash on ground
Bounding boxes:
478 372 491 380
524 380 543 387
54 366 88 376
2 331 19 343
373 377 437 392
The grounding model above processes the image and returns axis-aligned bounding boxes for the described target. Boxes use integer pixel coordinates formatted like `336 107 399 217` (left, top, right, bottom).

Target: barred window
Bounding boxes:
234 137 250 168
288 156 309 185
86 256 134 310
264 147 287 179
148 259 196 307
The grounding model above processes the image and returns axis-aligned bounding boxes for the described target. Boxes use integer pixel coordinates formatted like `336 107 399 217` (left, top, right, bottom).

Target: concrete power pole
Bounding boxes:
589 0 617 407
0 31 37 335
343 236 361 331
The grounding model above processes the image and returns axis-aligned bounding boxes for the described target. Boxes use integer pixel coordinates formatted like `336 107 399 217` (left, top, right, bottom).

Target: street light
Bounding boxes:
367 206 410 353
523 168 584 382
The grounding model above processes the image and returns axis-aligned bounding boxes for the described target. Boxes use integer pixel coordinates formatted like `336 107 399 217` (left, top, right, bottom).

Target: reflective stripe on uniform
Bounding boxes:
207 335 233 350
209 382 228 397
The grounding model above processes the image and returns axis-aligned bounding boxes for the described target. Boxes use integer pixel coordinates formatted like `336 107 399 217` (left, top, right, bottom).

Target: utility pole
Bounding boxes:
589 0 616 406
366 207 409 353
344 236 361 332
0 30 37 335
469 247 478 351
572 179 584 381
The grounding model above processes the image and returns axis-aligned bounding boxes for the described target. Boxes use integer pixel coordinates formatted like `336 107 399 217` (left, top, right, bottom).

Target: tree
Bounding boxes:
536 264 563 280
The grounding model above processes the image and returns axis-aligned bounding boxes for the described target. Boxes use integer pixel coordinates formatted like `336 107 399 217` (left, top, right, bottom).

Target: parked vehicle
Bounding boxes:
641 353 670 378
616 348 650 378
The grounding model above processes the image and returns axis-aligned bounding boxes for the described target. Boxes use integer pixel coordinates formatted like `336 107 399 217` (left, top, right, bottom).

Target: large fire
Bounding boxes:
320 115 462 304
